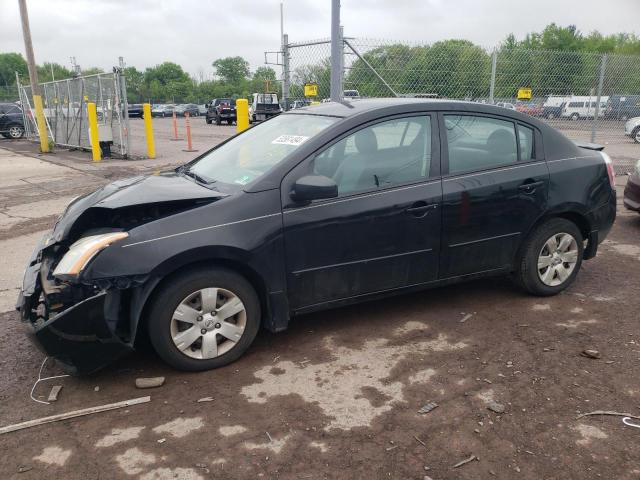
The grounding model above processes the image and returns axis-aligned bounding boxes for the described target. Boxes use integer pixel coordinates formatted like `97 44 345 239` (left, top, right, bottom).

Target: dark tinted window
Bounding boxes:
518 125 535 161
444 115 517 174
568 101 584 108
313 116 432 196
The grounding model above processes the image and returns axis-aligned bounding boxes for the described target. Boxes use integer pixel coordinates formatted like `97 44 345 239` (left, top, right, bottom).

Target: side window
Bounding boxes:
518 125 535 161
313 116 432 196
444 115 517 174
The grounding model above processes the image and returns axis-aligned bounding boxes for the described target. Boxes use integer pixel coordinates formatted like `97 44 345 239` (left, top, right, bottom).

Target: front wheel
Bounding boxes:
513 218 583 296
632 127 640 144
7 125 24 139
147 267 261 371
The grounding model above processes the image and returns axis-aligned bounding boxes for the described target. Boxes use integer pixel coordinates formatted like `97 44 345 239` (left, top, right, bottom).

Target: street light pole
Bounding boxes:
330 0 342 102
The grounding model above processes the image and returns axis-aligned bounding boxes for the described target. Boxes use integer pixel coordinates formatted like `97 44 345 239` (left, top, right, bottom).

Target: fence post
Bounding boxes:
591 53 607 144
282 34 290 110
87 102 101 162
489 49 497 104
330 0 342 101
143 103 155 159
118 58 131 158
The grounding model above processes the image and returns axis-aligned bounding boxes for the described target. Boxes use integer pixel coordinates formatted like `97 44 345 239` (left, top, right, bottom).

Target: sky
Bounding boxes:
1 0 639 79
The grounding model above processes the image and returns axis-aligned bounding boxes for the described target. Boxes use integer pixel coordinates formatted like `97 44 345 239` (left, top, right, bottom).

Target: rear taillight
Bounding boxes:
600 151 615 189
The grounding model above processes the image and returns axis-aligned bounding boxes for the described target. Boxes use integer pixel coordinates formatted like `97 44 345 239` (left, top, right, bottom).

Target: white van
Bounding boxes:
561 96 609 120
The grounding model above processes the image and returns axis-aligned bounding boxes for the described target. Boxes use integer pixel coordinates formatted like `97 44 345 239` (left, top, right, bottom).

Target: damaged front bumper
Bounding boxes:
16 236 133 375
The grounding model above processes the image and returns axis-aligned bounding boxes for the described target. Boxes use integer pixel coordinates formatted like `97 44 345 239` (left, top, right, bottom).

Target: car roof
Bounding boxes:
288 98 541 123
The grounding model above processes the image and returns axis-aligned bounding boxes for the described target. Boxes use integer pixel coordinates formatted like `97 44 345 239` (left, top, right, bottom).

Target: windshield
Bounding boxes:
255 94 278 104
188 114 338 186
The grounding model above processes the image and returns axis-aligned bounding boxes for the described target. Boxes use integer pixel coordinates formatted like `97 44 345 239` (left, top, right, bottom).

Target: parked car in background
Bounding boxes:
151 104 175 117
516 102 543 117
0 103 25 139
214 99 237 125
250 93 281 122
205 98 235 125
16 99 616 374
495 102 516 110
561 96 609 120
175 104 200 117
605 95 640 121
198 105 207 116
542 95 571 119
127 104 144 118
344 89 360 99
623 160 640 214
624 116 640 143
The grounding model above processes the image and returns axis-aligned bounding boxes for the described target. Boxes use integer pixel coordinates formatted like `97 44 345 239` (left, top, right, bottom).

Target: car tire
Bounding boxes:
513 218 584 296
147 267 261 372
7 124 24 139
227 119 233 125
215 115 222 126
570 113 579 121
633 127 640 144
206 117 212 124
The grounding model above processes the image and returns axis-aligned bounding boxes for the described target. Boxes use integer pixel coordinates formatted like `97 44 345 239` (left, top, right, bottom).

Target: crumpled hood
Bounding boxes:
50 172 226 243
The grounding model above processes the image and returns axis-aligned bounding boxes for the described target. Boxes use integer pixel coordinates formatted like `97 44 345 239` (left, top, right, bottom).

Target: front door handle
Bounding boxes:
405 202 438 217
518 180 545 194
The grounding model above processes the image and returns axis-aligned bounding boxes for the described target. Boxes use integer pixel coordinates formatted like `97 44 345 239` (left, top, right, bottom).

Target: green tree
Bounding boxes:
0 52 28 86
212 56 250 84
251 66 277 93
36 62 73 83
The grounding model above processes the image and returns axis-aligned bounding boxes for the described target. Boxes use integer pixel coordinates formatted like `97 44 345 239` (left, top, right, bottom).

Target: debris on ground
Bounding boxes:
197 397 214 403
453 454 478 468
418 402 439 414
0 396 151 435
157 438 166 444
47 385 62 402
487 401 505 414
17 466 32 474
576 410 640 420
581 349 601 359
135 377 165 389
414 435 427 448
460 313 473 323
94 386 100 392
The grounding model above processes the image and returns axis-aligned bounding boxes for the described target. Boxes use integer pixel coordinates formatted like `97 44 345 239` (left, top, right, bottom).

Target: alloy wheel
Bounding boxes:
8 126 23 139
170 287 247 359
537 232 579 286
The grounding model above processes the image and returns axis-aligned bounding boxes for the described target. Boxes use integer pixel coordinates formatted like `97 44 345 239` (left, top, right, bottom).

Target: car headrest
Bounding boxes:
355 129 378 154
486 129 515 156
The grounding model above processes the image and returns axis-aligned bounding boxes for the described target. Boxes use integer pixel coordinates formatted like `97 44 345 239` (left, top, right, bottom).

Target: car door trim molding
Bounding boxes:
443 160 547 182
449 231 521 248
122 213 281 248
291 247 434 275
284 179 441 214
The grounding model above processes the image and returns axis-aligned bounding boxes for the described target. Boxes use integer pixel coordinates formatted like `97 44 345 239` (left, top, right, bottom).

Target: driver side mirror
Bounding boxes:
290 175 338 202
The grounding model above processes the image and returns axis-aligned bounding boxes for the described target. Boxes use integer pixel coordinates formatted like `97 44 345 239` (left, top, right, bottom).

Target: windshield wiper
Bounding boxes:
181 168 213 185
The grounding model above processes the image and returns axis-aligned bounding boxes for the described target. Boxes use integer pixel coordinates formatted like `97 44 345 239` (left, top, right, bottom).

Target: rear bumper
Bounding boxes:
624 174 640 212
16 242 132 375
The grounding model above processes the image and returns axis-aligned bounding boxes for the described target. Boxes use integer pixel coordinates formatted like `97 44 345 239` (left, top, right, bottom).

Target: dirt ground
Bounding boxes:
0 141 639 480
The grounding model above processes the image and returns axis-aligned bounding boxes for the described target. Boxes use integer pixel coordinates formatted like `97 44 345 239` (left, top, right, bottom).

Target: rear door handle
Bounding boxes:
518 180 545 194
405 202 438 217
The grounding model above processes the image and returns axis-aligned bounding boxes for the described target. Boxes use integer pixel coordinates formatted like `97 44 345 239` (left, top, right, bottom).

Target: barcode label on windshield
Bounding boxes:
272 135 309 146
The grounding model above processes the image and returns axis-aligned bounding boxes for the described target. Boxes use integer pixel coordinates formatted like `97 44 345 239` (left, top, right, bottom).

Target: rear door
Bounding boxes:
438 113 549 278
282 113 442 309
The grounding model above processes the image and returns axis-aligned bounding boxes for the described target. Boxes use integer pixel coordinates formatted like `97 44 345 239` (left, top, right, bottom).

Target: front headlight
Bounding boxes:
53 232 128 280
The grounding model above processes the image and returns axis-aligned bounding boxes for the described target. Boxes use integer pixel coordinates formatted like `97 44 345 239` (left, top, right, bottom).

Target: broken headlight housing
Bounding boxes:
53 232 128 281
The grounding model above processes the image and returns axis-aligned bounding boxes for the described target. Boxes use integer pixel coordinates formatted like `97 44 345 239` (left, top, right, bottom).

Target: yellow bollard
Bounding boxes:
236 98 249 133
32 95 49 153
87 102 101 162
143 103 155 159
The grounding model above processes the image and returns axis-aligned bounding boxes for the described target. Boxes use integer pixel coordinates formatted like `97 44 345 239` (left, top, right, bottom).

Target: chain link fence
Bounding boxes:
17 72 130 157
283 38 640 174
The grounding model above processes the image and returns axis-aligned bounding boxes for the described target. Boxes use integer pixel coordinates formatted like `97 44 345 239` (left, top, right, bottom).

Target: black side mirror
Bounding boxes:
291 175 338 202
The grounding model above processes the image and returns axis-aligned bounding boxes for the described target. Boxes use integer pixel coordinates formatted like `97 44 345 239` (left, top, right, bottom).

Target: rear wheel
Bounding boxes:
570 113 579 121
227 119 233 125
633 127 640 144
513 218 583 296
147 267 261 371
206 117 212 124
215 115 222 126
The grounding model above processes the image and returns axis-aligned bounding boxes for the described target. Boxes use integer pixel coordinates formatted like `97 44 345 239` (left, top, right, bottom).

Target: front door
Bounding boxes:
282 114 442 309
439 113 549 278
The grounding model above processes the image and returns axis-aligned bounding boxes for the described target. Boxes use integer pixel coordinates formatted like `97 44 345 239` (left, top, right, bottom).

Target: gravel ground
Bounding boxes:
0 144 639 480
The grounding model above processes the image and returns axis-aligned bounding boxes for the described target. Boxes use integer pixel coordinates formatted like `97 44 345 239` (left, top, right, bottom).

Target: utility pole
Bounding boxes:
18 0 39 95
18 0 49 152
330 0 342 102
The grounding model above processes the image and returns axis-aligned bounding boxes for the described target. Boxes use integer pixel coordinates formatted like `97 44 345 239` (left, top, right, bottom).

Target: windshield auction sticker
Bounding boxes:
271 135 309 146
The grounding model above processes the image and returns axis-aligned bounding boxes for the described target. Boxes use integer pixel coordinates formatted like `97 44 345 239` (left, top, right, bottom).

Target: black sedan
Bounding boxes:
17 99 616 374
0 102 25 139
